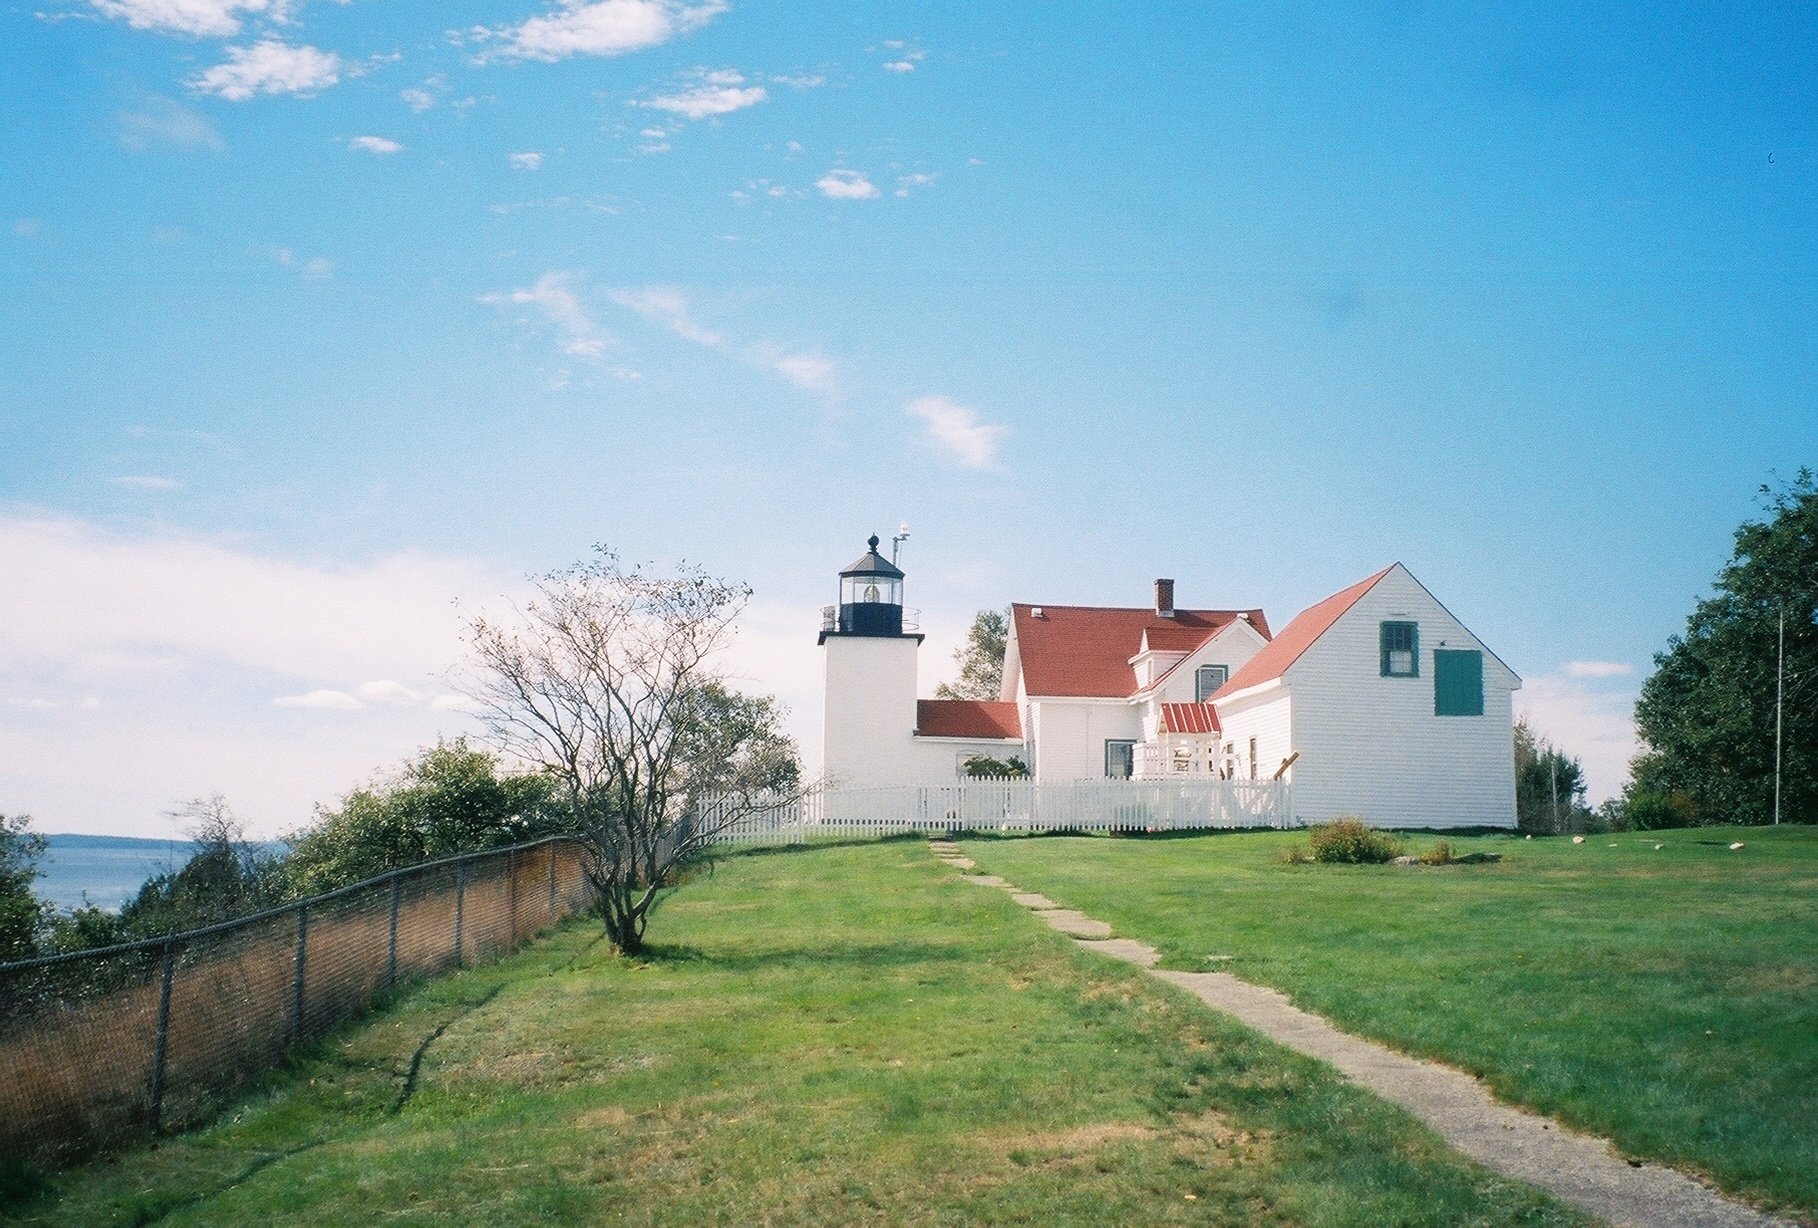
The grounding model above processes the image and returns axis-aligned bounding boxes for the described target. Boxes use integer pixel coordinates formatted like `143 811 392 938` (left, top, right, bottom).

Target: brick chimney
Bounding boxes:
1155 578 1175 618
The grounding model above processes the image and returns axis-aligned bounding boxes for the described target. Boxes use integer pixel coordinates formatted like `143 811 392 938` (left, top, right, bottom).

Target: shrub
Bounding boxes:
1621 790 1700 831
1305 818 1403 864
1278 842 1312 865
1417 840 1456 866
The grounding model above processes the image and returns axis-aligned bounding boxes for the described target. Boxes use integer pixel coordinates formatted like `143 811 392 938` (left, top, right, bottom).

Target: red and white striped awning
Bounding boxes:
1158 702 1221 735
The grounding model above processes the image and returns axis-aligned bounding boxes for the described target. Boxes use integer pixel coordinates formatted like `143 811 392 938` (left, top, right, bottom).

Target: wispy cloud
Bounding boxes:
191 41 342 100
609 285 722 346
274 688 363 710
508 150 545 170
906 395 1008 469
118 96 224 152
880 42 925 73
481 271 609 359
1564 660 1634 679
109 475 183 491
400 87 435 112
815 169 878 200
269 246 333 279
12 219 44 240
895 171 936 197
348 135 402 155
772 353 835 394
92 0 288 38
636 68 765 120
481 0 726 63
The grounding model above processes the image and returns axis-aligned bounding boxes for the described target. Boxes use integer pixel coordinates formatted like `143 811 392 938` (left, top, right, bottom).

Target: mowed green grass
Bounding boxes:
962 825 1818 1221
7 840 1582 1226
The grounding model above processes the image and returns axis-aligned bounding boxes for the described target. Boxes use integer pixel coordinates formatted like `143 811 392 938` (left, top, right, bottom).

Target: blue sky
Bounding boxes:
3 0 1814 836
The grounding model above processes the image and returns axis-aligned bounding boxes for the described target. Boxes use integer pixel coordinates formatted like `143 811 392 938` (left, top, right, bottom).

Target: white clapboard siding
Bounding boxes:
1286 566 1519 829
690 778 1291 848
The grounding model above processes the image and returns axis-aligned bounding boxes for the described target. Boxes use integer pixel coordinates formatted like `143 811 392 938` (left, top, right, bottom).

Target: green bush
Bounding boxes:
1305 817 1403 864
1621 790 1700 831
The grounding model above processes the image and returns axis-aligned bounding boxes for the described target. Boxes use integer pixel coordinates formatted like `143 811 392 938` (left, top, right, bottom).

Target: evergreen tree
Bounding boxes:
936 608 1010 701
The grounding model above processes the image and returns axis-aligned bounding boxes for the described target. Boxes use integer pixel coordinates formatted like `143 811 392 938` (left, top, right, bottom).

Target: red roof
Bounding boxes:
1211 567 1394 701
1011 604 1272 698
1158 702 1221 735
916 699 1023 740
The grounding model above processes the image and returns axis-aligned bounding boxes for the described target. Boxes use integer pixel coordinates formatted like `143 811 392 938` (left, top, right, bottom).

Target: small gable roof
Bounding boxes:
1158 702 1221 735
1211 566 1395 701
1011 604 1272 699
916 699 1023 740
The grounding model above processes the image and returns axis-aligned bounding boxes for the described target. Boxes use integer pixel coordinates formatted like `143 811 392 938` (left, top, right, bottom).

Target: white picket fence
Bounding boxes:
692 778 1293 847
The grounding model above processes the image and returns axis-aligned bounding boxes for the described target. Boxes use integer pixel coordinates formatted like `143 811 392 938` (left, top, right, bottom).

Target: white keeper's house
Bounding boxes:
819 535 1521 828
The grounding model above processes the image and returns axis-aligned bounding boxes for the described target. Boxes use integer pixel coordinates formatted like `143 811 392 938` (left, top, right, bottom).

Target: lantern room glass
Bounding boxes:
842 573 902 606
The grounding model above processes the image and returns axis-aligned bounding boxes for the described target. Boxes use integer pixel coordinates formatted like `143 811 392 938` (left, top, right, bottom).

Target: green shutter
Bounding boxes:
1435 649 1484 716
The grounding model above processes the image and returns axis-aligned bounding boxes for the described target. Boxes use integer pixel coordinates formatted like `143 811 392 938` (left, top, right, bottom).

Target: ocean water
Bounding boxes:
34 834 200 912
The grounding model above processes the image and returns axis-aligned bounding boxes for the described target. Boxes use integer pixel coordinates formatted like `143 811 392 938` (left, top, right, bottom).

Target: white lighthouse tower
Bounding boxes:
819 534 923 787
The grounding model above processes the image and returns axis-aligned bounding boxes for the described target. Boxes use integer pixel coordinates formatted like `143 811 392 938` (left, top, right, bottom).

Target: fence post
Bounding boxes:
387 872 401 989
454 860 466 969
291 903 308 1046
506 847 517 947
547 841 558 923
148 938 175 1133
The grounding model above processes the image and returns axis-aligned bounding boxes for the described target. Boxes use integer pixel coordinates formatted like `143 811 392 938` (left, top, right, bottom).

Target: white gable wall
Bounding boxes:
1026 698 1144 782
1285 567 1518 828
1215 683 1294 784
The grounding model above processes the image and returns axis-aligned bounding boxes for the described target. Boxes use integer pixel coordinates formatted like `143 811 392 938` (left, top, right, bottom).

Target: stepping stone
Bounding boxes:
961 874 1007 887
928 843 959 853
1076 937 1160 967
1035 909 1112 940
1011 892 1058 909
941 857 977 869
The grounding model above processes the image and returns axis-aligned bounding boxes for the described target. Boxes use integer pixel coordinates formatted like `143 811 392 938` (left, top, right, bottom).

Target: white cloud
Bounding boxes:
118 96 224 152
815 169 878 200
905 395 1008 469
480 271 609 359
637 69 765 120
270 246 333 279
882 59 916 73
894 171 936 197
881 47 924 73
609 285 722 346
484 0 726 63
109 475 183 491
1565 659 1634 679
191 41 342 100
772 353 835 395
349 135 403 155
770 73 823 90
92 0 285 38
12 219 43 240
1516 672 1640 804
400 87 435 112
354 679 422 705
508 150 545 170
274 689 363 710
0 512 516 835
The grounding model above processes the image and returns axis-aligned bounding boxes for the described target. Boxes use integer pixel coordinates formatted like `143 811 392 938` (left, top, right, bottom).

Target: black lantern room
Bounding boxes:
833 534 905 636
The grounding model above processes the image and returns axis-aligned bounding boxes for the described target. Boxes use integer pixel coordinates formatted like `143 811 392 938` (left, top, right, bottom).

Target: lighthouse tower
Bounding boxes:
819 534 923 787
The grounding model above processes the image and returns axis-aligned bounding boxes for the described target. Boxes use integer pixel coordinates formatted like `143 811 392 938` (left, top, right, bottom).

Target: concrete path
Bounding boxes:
933 841 1788 1228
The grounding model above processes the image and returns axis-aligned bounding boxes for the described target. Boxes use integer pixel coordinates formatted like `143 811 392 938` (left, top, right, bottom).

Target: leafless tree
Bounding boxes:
463 548 802 955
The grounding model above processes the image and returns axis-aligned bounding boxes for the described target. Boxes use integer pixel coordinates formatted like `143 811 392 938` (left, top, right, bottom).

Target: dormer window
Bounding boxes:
1195 664 1229 701
1380 621 1419 677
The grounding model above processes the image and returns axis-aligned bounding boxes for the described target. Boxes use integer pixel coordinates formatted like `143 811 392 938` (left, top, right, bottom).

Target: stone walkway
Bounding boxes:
928 840 1788 1228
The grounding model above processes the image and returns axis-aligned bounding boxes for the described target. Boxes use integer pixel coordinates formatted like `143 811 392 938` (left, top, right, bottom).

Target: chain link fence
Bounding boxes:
0 836 596 1169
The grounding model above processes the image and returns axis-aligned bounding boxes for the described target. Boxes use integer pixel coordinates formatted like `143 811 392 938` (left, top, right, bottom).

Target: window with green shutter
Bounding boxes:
1434 649 1484 716
1380 621 1418 676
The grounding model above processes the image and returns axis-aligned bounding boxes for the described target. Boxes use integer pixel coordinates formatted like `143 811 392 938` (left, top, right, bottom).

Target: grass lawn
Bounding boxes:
5 840 1582 1226
961 824 1818 1222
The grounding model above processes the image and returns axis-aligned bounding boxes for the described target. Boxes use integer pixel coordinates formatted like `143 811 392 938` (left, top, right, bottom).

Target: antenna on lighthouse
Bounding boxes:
892 522 910 565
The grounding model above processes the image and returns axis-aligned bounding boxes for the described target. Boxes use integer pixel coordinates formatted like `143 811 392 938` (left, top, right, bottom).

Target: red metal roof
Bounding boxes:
1158 702 1222 735
1011 604 1272 698
1211 567 1394 701
915 699 1023 740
